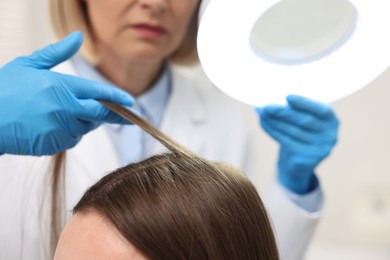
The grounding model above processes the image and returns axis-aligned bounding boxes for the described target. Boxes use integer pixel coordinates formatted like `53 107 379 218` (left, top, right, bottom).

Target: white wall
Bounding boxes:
1 0 389 258
0 1 30 64
0 0 51 65
181 62 390 259
307 65 390 259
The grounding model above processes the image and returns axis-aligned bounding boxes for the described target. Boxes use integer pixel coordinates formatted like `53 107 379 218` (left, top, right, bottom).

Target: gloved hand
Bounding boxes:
257 95 339 194
0 32 134 156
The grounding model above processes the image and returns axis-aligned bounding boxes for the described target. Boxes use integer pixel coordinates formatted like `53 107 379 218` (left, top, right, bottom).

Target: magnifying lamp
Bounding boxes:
197 0 390 106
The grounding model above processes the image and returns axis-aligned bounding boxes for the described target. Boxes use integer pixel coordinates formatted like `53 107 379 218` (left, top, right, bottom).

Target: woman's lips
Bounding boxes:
131 24 167 39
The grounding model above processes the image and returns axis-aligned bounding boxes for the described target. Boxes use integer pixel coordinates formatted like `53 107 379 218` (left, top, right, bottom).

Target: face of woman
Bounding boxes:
54 212 147 260
84 0 199 62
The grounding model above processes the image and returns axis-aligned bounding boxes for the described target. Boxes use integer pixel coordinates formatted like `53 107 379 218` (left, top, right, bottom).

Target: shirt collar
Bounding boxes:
137 66 171 126
71 56 171 127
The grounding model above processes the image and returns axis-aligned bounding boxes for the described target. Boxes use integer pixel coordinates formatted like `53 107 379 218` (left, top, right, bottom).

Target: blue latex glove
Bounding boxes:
0 32 134 156
257 95 339 194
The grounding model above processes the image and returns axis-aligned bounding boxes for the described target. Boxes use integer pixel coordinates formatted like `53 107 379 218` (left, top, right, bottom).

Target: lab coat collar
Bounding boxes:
53 61 209 209
159 65 208 154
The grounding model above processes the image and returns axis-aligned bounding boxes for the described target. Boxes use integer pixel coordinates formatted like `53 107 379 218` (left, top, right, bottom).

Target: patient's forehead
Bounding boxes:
54 211 147 260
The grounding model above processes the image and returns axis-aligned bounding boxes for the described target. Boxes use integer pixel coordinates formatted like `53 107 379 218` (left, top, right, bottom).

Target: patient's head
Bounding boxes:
54 152 279 259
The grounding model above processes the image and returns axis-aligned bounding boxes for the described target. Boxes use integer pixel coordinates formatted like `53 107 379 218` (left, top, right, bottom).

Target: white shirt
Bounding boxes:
72 56 323 212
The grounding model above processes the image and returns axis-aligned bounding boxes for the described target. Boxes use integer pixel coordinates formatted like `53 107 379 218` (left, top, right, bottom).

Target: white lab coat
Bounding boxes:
0 61 322 260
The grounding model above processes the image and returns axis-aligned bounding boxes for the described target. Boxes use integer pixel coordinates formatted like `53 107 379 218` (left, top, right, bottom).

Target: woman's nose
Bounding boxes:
139 0 167 15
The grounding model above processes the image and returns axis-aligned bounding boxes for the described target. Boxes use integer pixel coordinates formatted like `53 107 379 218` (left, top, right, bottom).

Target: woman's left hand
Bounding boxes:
256 95 339 194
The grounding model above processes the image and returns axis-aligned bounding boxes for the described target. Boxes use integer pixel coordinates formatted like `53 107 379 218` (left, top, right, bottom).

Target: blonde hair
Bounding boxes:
49 0 200 65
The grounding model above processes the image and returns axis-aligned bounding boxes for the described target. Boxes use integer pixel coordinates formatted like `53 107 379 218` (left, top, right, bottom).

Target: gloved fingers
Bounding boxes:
45 106 97 139
279 149 325 168
47 135 81 154
286 95 335 119
60 74 134 106
76 99 132 125
11 31 83 70
33 132 82 155
260 116 319 143
257 106 326 131
261 119 333 156
261 119 306 148
68 119 98 138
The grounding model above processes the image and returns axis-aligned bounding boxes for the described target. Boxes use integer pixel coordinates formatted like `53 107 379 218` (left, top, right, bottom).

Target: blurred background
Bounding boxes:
1 0 389 259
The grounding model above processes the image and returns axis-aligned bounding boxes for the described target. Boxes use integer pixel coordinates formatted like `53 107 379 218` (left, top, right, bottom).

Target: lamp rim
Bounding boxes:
197 0 390 106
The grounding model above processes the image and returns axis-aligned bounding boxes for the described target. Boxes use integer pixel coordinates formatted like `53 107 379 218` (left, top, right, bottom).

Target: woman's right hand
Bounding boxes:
0 32 134 156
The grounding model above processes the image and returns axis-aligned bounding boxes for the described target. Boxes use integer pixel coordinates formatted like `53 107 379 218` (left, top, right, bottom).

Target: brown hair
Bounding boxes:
49 0 201 65
50 102 279 259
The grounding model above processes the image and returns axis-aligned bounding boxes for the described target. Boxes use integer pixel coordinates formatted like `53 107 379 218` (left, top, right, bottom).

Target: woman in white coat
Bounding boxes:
0 0 339 259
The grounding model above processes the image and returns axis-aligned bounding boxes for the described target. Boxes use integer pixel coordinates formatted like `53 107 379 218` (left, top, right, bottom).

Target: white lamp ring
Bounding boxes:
197 0 390 106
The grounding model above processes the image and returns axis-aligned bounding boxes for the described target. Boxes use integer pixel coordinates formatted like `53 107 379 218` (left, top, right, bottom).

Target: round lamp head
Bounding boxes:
197 0 390 106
